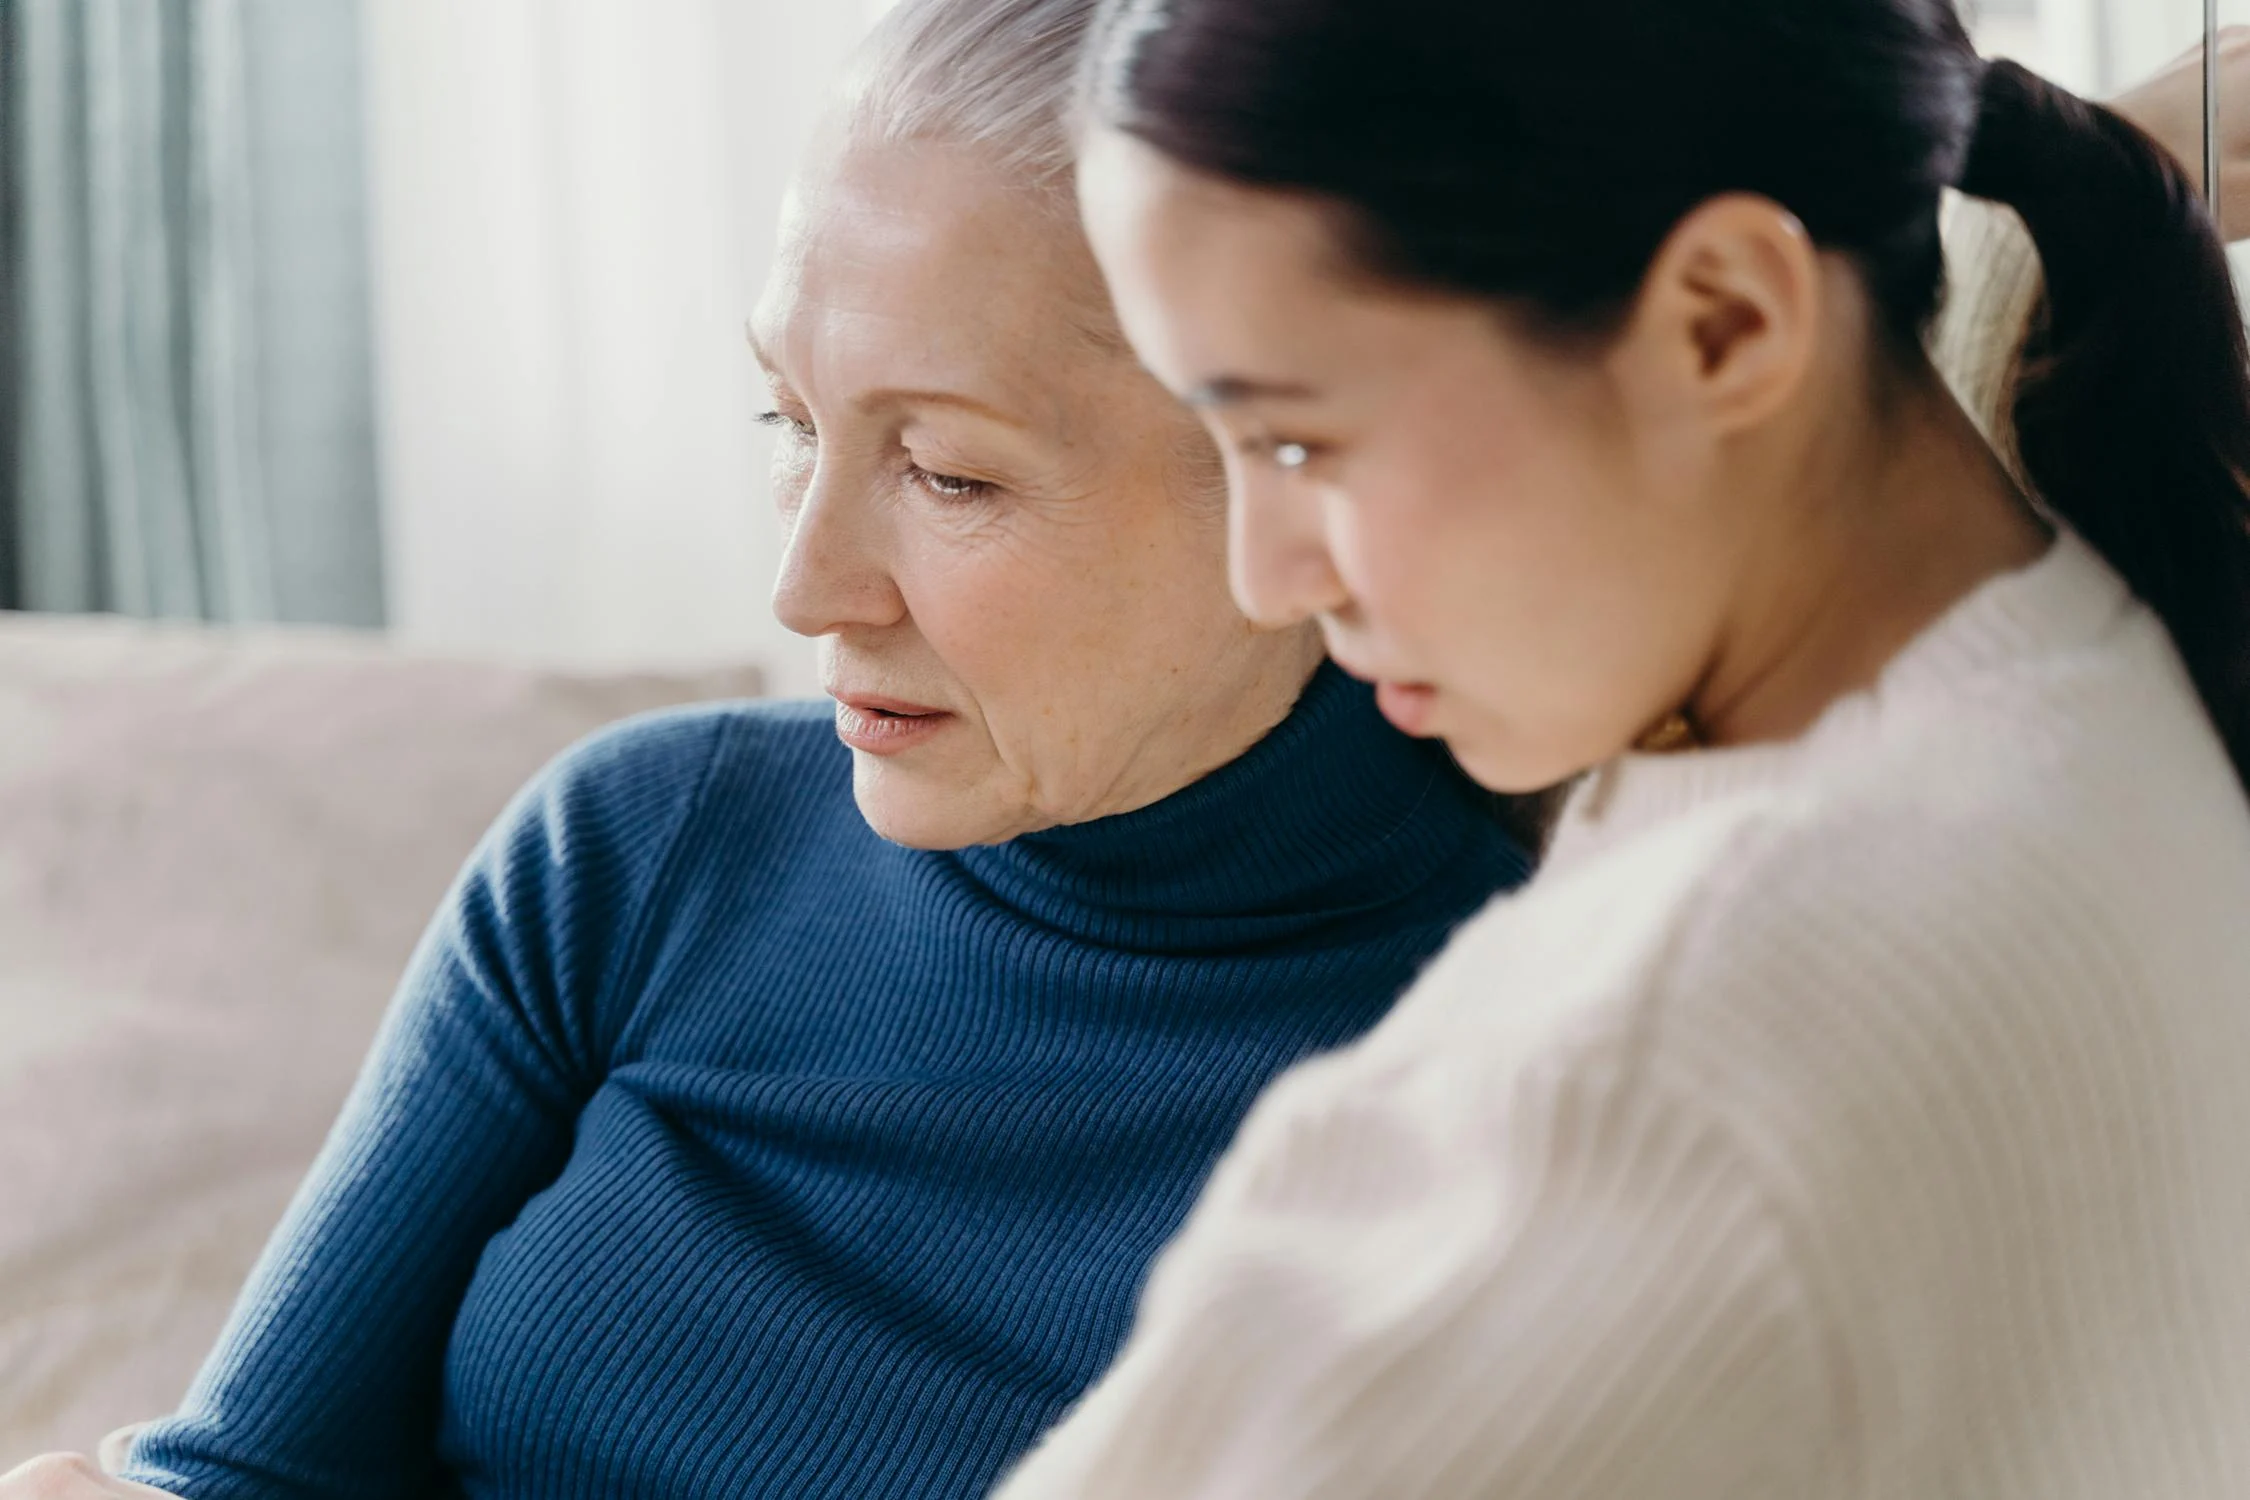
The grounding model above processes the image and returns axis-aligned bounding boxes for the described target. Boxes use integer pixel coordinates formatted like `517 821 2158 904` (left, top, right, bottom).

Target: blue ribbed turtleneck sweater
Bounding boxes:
127 665 1530 1499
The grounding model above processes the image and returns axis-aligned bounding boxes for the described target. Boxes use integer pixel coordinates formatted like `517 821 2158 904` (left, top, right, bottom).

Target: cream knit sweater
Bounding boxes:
997 532 2250 1498
1931 192 2045 471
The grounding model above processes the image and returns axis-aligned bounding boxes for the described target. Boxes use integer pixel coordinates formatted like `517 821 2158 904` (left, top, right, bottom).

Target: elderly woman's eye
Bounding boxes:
756 410 816 441
908 465 995 501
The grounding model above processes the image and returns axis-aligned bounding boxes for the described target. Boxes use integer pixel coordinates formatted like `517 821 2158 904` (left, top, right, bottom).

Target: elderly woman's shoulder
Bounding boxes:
547 696 843 795
498 697 858 867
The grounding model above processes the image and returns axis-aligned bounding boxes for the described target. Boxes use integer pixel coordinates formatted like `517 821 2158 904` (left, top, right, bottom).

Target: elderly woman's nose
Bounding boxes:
1227 469 1349 628
772 474 907 639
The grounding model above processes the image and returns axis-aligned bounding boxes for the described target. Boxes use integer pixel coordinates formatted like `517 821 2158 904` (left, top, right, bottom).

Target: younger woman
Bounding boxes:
1003 1 2250 1494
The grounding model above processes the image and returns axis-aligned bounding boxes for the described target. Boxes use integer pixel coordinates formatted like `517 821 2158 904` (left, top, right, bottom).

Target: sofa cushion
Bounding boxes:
0 613 763 1460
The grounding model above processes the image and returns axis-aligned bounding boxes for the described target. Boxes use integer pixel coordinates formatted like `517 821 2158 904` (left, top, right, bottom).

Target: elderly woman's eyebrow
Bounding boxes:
1184 374 1320 408
865 388 1034 428
744 324 1028 429
746 324 784 377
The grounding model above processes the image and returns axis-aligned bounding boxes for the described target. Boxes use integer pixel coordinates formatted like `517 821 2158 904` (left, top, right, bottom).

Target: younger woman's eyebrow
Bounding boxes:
1184 375 1320 408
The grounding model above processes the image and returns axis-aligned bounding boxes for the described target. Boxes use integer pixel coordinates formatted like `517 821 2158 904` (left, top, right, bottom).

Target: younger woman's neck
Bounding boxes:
1690 362 2051 749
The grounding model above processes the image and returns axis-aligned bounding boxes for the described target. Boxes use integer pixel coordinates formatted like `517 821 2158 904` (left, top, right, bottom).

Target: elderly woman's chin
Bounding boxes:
835 650 1320 850
845 739 1038 851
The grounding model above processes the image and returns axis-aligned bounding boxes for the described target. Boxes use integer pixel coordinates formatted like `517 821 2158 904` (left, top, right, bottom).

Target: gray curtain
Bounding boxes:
1 0 383 626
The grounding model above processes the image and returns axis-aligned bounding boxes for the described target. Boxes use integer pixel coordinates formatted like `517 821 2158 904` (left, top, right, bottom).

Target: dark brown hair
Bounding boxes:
1087 0 2250 787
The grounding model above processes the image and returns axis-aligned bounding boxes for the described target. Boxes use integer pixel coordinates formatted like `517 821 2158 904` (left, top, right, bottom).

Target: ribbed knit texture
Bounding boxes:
121 663 1530 1500
998 532 2250 1500
1932 191 2045 475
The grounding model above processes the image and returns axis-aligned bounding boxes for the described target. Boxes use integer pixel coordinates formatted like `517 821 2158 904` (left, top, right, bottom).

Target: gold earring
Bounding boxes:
1633 710 1701 754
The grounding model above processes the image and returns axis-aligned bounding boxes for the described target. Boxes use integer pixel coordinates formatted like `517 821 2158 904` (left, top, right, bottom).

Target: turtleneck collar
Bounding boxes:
950 662 1522 955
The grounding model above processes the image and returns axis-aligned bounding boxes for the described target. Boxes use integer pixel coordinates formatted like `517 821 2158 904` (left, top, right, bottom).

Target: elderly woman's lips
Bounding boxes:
833 698 953 755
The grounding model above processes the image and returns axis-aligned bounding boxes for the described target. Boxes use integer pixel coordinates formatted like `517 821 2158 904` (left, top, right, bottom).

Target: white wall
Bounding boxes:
365 0 2240 696
1972 0 2205 95
1973 0 2250 283
362 0 892 695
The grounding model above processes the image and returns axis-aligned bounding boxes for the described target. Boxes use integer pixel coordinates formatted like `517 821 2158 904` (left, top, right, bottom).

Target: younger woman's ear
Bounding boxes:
1612 193 1825 434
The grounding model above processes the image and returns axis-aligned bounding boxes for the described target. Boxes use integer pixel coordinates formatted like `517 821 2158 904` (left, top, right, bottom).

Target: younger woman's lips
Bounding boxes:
1374 680 1439 736
833 699 954 755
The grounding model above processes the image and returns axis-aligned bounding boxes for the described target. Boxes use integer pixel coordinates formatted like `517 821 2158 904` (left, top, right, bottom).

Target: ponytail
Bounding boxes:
1091 0 2250 785
1959 60 2250 789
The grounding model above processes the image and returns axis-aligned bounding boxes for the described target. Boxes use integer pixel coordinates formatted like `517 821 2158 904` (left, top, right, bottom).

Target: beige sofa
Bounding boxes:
0 613 762 1460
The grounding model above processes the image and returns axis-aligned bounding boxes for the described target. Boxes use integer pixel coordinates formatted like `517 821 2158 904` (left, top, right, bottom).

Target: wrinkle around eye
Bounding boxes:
766 434 818 525
755 408 817 441
906 465 997 501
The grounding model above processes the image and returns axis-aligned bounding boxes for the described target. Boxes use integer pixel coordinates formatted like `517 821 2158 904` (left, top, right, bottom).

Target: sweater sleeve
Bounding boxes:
991 1021 1841 1500
117 711 731 1500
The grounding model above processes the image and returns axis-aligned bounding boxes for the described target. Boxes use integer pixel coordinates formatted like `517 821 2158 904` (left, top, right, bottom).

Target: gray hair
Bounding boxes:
843 0 1103 194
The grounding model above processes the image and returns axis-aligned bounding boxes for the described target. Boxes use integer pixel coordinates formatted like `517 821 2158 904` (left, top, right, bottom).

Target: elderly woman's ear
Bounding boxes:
2110 28 2250 237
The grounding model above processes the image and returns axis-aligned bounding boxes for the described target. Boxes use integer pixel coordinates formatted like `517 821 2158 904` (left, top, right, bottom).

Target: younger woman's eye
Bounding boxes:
1237 434 1322 471
756 410 816 441
907 465 995 501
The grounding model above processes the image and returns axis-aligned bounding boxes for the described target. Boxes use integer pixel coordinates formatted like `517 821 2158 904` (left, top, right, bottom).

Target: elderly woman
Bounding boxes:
54 3 1527 1498
3 2 2244 1498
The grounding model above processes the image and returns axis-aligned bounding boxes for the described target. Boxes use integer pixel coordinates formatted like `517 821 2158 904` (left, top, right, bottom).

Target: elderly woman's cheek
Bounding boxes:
927 526 1085 676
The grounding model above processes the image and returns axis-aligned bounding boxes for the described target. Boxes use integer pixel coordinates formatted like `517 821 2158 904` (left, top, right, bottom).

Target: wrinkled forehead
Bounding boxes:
754 135 1120 404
